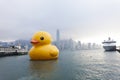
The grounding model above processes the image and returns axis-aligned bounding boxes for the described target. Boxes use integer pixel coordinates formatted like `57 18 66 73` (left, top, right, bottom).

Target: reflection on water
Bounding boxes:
0 49 120 80
73 50 120 80
27 60 58 80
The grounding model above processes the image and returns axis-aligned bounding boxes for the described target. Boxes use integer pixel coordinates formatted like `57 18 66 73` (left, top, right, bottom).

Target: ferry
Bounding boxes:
0 45 28 57
102 37 116 51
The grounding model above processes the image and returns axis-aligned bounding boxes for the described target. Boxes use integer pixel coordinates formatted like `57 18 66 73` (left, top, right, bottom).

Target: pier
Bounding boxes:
116 49 120 53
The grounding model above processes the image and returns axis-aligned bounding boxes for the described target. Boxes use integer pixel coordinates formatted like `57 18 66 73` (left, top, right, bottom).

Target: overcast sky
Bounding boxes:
0 0 120 44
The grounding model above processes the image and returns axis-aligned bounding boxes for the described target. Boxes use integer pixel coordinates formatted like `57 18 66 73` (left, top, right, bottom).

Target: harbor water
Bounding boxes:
0 49 120 80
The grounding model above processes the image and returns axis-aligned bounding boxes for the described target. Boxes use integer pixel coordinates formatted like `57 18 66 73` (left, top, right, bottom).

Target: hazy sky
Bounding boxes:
0 0 120 44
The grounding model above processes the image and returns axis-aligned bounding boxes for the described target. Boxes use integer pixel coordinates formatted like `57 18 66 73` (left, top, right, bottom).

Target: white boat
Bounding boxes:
102 37 116 51
0 45 28 57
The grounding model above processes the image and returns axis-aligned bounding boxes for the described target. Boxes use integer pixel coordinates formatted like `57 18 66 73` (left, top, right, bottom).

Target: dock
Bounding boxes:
116 49 120 53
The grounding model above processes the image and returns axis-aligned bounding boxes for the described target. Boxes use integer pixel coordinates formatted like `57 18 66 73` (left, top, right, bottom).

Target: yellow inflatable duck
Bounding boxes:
29 31 59 60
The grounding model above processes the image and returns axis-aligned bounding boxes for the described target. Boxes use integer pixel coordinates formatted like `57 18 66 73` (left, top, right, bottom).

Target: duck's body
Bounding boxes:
29 44 59 60
29 31 59 60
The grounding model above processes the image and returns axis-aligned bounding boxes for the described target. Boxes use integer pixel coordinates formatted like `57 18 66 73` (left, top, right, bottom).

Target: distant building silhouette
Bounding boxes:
76 41 81 50
88 43 91 49
52 29 102 51
56 29 60 42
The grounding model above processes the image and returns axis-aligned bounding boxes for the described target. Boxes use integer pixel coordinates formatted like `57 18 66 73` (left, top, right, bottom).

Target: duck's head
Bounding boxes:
31 31 52 46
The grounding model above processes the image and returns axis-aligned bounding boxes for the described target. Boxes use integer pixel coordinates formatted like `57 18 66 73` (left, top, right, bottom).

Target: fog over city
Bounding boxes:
0 0 120 44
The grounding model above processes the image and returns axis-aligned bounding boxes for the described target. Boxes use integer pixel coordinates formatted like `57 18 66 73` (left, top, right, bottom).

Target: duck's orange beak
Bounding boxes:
30 40 39 44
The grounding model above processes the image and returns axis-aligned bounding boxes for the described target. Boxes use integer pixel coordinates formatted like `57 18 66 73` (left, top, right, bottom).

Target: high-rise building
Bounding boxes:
56 29 60 42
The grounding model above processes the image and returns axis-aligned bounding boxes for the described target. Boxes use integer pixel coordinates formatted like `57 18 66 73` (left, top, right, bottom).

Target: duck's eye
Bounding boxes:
40 36 44 40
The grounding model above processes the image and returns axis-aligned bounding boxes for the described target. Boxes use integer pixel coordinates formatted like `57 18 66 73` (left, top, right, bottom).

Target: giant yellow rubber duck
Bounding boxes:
29 31 59 60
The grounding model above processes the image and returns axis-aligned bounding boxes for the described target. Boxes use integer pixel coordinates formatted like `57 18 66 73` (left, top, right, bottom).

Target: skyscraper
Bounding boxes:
56 29 60 42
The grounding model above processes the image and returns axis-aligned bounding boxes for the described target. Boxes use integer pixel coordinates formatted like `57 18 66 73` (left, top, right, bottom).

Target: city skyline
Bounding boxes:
0 0 120 45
